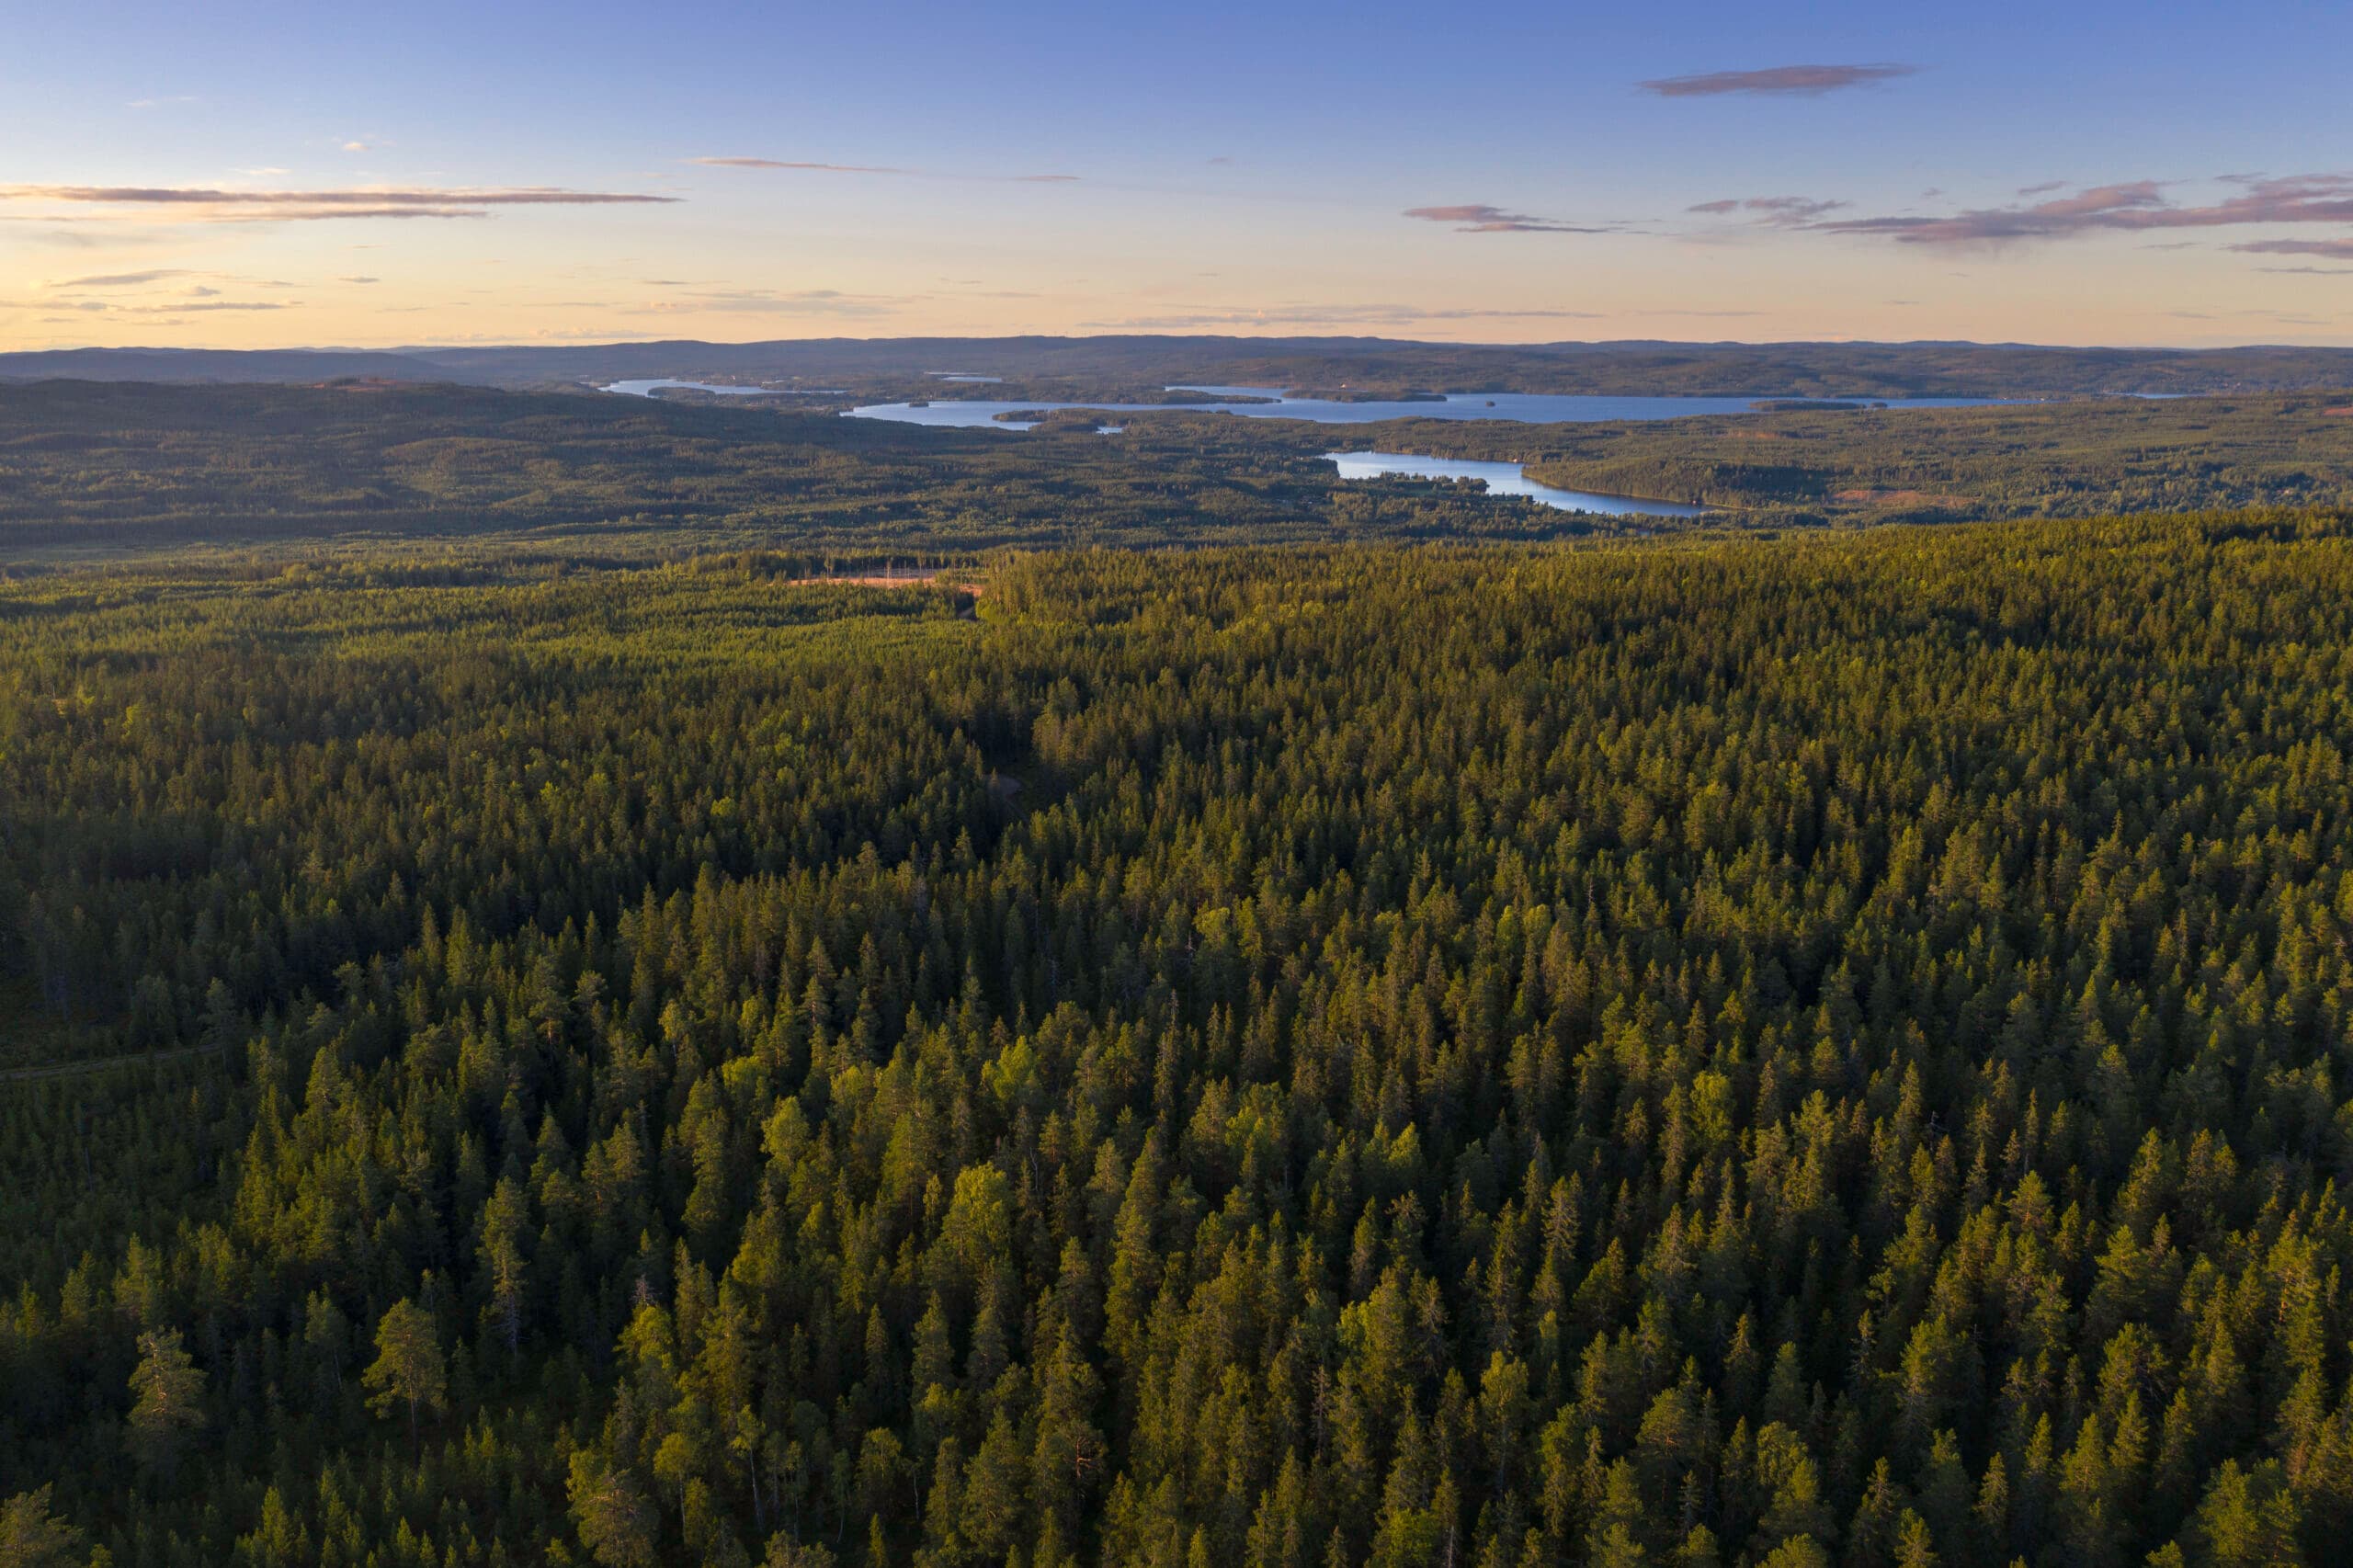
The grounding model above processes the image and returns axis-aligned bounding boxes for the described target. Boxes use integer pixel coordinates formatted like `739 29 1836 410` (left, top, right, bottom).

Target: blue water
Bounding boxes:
603 379 846 397
602 378 2014 429
1325 452 1711 517
840 384 2013 429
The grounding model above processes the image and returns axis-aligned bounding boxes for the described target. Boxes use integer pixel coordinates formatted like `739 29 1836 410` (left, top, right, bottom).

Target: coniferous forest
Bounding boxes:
8 461 2353 1568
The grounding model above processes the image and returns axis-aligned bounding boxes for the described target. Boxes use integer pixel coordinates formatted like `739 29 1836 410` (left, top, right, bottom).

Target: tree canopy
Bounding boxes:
6 508 2353 1565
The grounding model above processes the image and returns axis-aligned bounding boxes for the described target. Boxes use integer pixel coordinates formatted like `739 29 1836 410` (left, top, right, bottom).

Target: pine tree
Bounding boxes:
361 1298 449 1450
479 1176 530 1356
124 1327 205 1479
569 1449 657 1568
0 1486 90 1568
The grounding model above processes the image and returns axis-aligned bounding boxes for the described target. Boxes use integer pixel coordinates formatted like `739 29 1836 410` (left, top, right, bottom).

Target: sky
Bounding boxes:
4 0 2351 351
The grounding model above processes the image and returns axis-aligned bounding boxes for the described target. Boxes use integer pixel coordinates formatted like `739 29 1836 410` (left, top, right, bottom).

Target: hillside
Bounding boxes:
13 337 2353 400
7 515 2353 1565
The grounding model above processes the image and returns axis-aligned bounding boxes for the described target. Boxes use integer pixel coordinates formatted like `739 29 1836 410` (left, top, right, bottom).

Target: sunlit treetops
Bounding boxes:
3 511 2353 1565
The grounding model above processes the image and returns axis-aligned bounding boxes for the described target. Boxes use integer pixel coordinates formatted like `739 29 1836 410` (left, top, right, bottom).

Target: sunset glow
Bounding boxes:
5 0 2348 349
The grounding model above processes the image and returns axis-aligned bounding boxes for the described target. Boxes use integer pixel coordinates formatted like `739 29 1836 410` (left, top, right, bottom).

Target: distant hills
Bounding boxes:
0 347 504 386
6 335 2353 399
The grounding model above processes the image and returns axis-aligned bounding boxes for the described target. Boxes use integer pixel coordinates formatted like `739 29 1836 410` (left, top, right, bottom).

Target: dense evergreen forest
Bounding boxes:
10 509 2353 1568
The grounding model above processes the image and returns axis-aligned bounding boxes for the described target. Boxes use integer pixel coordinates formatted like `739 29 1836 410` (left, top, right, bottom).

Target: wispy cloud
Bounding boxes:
1688 196 1847 224
1813 174 2353 245
214 208 500 222
1639 63 1915 97
2167 306 2332 325
2234 237 2353 259
40 298 296 315
689 157 906 175
0 184 678 223
43 268 195 289
632 286 903 317
1078 302 1606 329
1403 203 1611 234
688 157 1079 185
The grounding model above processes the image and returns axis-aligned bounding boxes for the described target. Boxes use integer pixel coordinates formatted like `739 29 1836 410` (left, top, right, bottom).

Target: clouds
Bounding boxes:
1688 196 1847 224
1403 204 1610 234
689 157 905 175
689 157 1079 184
1080 302 1605 329
14 267 305 322
46 268 198 289
1639 63 1915 97
26 297 294 318
0 185 677 223
2234 237 2353 260
633 285 903 319
1815 174 2353 245
129 301 293 312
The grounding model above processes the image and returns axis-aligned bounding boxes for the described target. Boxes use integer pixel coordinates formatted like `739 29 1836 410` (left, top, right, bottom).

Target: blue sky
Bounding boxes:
4 0 2349 347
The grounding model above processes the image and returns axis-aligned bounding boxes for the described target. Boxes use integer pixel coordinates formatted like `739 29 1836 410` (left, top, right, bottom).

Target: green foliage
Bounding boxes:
360 1299 448 1442
0 1485 95 1568
12 379 2348 566
1283 394 2353 522
0 381 1625 557
123 1329 204 1476
8 510 2353 1565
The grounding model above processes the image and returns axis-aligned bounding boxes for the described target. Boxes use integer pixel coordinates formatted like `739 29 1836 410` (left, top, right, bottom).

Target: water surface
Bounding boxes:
604 378 2018 430
603 379 843 397
845 385 2013 429
1325 452 1710 517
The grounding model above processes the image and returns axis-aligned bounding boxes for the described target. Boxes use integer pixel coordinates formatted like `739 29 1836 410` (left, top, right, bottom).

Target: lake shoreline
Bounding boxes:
1324 451 1711 517
603 379 2017 429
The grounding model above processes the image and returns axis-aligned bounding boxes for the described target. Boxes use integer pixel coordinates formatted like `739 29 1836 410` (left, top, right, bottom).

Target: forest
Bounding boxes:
9 506 2353 1568
13 336 2353 402
1290 395 2353 525
6 381 2353 561
0 381 1618 559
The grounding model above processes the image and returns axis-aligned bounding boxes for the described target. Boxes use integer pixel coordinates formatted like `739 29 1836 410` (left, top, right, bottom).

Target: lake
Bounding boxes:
1325 452 1711 517
601 380 844 397
602 379 2016 429
839 384 2014 428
